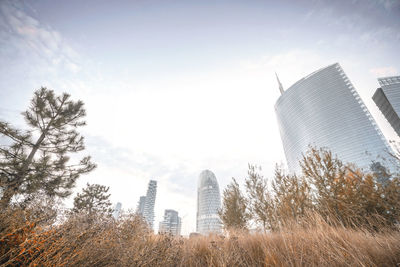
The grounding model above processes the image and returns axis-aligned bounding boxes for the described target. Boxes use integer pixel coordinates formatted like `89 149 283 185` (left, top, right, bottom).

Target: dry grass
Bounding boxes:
180 227 400 266
1 210 400 266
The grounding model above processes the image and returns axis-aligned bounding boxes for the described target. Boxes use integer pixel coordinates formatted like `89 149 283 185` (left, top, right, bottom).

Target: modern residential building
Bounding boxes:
373 76 400 137
196 170 222 235
136 196 146 214
159 209 182 236
112 202 122 219
275 63 393 174
136 180 157 230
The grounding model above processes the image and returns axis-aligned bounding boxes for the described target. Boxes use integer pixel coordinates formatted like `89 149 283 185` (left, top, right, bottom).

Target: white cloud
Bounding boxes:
377 0 400 10
2 0 398 235
240 49 334 90
370 66 398 77
0 1 81 74
361 26 400 47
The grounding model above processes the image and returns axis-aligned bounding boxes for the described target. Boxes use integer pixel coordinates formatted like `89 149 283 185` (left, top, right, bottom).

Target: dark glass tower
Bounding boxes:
373 76 400 137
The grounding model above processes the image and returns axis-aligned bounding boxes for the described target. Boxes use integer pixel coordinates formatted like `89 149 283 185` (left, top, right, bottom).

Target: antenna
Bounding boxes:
275 72 284 95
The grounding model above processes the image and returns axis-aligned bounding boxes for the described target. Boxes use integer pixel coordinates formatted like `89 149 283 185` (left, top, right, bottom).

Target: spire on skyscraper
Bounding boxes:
274 63 395 173
275 72 284 95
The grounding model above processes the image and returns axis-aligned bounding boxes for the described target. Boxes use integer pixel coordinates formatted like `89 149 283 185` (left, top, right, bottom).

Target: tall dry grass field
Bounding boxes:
1 209 399 266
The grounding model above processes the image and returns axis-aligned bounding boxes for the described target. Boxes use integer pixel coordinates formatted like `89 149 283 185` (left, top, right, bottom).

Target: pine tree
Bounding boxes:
73 183 112 215
0 87 96 208
219 178 249 231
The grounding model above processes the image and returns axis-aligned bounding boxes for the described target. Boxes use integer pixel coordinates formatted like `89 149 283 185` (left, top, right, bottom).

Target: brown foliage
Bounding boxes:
243 147 400 232
219 178 250 231
301 147 400 229
1 210 400 266
2 146 400 266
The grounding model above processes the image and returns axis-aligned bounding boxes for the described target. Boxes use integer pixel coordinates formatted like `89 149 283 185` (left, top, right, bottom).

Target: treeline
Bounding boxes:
1 88 400 266
220 147 400 231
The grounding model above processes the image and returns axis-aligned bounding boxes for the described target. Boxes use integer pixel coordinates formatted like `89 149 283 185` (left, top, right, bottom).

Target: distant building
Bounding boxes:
136 196 146 214
275 63 393 173
196 170 222 235
112 202 122 219
159 209 182 236
373 76 400 137
136 180 157 230
189 232 201 238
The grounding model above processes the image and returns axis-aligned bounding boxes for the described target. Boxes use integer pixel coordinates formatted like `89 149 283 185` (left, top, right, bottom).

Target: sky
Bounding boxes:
0 0 399 235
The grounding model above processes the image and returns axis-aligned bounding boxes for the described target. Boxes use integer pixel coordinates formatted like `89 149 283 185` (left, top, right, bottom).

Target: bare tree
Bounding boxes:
245 165 276 231
219 178 249 231
272 167 311 224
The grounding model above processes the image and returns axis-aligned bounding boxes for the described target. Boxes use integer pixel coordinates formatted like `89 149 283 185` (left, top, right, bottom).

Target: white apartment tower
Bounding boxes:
112 202 122 219
159 209 182 236
136 180 157 230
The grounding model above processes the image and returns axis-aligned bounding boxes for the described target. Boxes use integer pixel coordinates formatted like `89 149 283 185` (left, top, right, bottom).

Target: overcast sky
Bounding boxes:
1 0 399 235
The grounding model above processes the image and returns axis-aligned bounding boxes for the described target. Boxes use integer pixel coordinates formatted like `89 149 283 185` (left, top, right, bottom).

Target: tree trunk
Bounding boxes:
1 121 53 209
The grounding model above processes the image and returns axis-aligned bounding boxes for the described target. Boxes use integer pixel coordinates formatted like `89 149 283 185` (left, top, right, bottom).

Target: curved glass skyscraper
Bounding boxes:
275 63 393 173
196 170 221 235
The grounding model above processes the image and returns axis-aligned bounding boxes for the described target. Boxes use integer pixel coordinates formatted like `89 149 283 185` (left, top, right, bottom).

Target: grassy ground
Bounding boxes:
1 211 400 266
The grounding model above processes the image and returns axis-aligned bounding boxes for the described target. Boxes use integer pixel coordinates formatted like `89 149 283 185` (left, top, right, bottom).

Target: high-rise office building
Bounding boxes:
136 180 157 230
275 63 393 173
196 170 221 235
373 76 400 137
159 209 182 236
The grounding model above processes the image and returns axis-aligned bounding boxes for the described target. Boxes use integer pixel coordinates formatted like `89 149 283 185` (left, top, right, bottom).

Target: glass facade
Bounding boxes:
196 170 222 235
373 76 400 137
275 63 393 174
